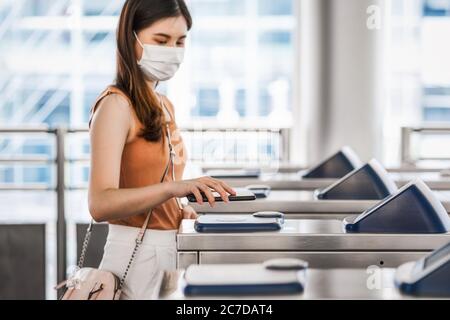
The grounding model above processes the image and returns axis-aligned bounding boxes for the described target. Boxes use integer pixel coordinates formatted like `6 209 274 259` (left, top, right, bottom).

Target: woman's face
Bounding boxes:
134 16 188 61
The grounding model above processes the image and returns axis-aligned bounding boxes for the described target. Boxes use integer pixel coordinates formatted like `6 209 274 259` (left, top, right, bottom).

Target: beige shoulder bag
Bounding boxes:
56 108 177 300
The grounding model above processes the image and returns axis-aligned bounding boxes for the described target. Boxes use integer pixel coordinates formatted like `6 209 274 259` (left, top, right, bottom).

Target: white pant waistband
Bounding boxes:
106 224 177 247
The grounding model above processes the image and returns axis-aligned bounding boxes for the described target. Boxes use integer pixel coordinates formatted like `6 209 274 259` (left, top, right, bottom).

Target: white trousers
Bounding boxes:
99 224 177 300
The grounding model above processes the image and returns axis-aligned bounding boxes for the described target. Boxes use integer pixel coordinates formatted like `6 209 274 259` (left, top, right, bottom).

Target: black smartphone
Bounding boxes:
187 188 256 203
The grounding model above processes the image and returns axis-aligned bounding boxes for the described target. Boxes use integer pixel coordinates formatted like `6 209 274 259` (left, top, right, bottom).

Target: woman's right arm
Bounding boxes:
88 95 235 223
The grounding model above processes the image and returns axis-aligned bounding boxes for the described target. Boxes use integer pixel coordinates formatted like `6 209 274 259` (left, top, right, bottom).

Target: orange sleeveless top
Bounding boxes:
89 86 187 230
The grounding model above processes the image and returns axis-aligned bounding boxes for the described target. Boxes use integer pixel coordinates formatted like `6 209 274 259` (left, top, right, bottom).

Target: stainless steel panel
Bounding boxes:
0 224 46 300
201 164 304 174
177 252 198 269
217 172 450 191
436 191 450 204
198 251 427 269
177 219 450 251
218 174 336 190
190 190 450 214
199 213 349 220
190 190 378 214
158 269 428 300
202 164 445 174
393 172 450 190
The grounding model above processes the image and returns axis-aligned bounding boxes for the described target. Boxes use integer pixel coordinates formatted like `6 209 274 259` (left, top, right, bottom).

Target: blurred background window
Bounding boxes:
385 0 450 166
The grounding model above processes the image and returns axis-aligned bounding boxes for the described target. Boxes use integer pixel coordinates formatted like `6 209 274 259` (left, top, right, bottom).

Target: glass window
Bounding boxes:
423 0 450 16
258 0 293 16
178 0 295 122
384 0 450 165
189 0 246 16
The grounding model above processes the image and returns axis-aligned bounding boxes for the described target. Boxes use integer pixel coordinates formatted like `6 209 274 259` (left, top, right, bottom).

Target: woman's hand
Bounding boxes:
167 176 236 207
182 205 198 219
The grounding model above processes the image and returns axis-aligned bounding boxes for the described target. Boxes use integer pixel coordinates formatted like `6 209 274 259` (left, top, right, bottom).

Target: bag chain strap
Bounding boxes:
77 222 93 269
118 229 144 289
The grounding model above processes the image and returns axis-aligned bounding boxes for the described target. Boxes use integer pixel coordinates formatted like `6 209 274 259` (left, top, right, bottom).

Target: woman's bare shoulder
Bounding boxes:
92 93 132 123
90 92 137 143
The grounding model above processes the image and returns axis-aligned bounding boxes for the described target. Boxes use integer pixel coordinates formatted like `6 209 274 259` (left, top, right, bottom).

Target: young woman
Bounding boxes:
88 0 235 300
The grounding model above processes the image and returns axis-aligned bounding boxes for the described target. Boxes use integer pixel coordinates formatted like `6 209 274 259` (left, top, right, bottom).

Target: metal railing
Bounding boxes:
0 127 86 287
181 126 291 165
0 125 290 292
401 125 450 166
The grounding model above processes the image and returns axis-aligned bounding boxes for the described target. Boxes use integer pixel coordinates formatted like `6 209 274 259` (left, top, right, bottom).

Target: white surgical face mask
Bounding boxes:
134 31 185 81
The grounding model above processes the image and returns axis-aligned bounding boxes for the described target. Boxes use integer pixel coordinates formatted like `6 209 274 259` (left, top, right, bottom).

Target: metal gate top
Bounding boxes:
177 219 450 251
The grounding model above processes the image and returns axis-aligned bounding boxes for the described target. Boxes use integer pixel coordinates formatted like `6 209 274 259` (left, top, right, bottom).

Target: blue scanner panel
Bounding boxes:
316 159 398 200
302 146 362 179
396 241 450 297
398 262 450 297
344 179 450 234
194 215 283 233
184 282 304 296
183 263 305 297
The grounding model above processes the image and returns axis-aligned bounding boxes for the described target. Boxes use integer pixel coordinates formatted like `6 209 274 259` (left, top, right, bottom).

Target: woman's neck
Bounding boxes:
146 80 157 91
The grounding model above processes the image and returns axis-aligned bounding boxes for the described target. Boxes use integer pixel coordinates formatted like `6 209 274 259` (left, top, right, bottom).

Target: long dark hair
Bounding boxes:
115 0 192 142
